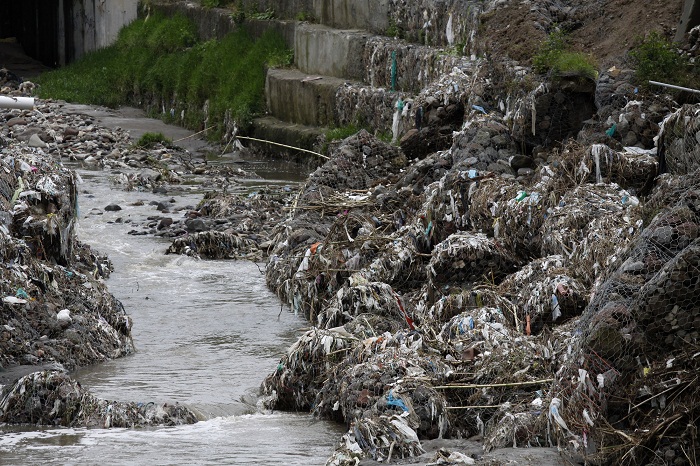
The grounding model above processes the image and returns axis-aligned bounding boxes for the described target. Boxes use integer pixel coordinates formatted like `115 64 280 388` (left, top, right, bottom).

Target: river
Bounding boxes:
0 110 343 465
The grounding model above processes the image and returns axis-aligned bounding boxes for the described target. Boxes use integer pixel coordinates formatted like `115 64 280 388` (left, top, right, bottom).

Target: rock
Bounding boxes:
157 218 173 230
185 218 207 232
510 155 536 171
104 204 122 212
6 117 28 127
28 133 48 148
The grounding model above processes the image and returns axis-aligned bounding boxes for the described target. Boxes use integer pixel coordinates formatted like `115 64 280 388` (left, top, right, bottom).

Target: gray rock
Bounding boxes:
28 133 48 148
185 218 207 232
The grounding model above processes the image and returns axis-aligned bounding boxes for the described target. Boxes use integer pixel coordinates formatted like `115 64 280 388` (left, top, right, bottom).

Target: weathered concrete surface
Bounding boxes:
676 0 700 42
150 2 296 47
265 68 346 127
66 0 139 62
239 0 482 47
295 24 368 81
313 0 390 33
252 116 324 154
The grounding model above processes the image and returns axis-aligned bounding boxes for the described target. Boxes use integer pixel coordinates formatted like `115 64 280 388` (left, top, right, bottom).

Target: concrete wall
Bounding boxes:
67 0 139 63
295 24 367 81
675 0 700 42
313 0 390 32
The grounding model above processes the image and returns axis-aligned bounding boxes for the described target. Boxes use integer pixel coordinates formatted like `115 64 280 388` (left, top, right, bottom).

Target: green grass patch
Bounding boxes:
135 132 172 148
325 124 363 142
37 12 292 140
533 29 597 80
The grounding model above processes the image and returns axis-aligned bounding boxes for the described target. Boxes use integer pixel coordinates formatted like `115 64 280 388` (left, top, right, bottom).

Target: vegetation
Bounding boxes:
629 31 699 90
295 11 316 22
532 29 597 80
326 124 363 142
37 12 292 139
135 132 172 148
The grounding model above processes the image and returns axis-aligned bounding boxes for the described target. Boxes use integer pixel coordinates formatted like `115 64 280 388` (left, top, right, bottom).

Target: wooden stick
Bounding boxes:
172 126 213 142
434 378 554 389
236 135 330 159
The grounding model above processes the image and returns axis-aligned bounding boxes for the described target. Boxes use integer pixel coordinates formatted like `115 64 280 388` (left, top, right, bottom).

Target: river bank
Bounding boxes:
0 69 347 463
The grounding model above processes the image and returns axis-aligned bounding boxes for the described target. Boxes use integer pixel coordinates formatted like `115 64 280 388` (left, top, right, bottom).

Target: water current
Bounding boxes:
0 147 343 464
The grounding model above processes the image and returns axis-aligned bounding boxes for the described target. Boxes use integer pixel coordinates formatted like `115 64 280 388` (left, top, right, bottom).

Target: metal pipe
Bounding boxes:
0 96 35 110
648 80 700 95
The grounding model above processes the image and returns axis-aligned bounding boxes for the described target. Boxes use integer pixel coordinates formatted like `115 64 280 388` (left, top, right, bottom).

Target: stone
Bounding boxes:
7 117 28 127
510 155 536 171
157 218 174 230
104 204 122 212
28 133 48 148
185 218 206 232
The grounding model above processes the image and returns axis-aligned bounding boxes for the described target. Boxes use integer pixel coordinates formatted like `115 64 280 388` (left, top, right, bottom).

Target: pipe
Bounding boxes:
0 96 35 110
648 80 700 95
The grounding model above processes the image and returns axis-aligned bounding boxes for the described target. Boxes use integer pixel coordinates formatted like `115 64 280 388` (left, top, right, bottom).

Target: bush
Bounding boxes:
135 132 172 148
533 29 598 80
629 31 697 89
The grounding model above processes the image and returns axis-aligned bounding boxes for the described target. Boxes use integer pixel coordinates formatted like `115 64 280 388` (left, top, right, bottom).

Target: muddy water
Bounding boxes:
0 127 341 464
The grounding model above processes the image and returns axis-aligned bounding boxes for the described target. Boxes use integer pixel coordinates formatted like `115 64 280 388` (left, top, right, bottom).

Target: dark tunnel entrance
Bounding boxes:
0 1 64 70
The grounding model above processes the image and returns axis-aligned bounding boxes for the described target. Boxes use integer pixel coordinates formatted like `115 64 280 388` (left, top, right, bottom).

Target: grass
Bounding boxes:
37 12 292 140
326 124 363 142
532 29 597 80
135 132 171 148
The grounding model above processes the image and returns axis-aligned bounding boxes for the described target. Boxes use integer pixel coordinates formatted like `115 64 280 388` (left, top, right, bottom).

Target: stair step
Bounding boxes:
251 116 325 154
295 23 368 81
238 0 390 33
266 68 348 127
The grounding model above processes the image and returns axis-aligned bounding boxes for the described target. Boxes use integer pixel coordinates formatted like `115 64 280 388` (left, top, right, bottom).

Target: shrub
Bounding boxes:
135 132 172 148
533 29 597 80
629 31 697 89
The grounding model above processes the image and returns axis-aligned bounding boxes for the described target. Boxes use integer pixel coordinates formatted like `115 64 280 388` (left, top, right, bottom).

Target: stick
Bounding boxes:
236 135 330 159
434 378 554 389
172 126 213 143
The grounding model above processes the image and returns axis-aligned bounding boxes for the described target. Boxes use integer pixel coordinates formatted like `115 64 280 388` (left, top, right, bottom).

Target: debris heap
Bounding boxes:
259 63 700 464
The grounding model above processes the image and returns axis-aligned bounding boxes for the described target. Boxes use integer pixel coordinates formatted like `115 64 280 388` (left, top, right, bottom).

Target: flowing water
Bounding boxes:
0 146 342 464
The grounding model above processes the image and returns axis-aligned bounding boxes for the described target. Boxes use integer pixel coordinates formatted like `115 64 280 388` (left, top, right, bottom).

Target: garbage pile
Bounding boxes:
266 130 408 322
261 59 700 463
0 370 197 427
399 66 473 160
165 189 288 260
551 171 700 465
0 142 133 372
0 97 256 193
658 104 700 175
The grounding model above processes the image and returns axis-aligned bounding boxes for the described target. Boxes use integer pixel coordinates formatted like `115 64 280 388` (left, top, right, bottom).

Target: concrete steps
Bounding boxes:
251 116 324 155
249 0 482 154
265 68 348 128
239 0 390 34
295 23 367 82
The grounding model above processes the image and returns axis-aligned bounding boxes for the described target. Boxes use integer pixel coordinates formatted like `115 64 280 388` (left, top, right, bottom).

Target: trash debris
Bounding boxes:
0 371 197 427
